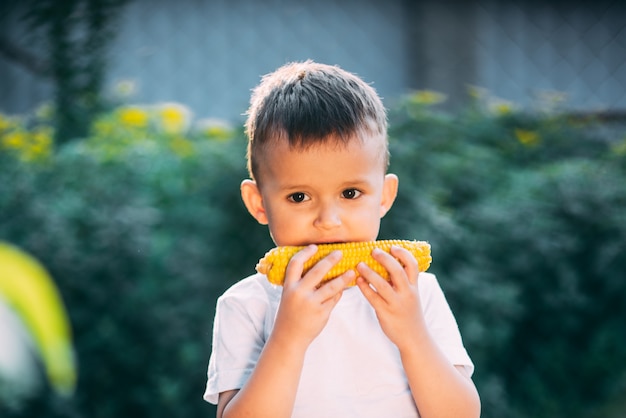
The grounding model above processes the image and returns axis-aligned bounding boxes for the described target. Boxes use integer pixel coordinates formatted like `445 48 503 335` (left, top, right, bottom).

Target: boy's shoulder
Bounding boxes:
218 273 282 304
214 274 282 326
418 271 438 289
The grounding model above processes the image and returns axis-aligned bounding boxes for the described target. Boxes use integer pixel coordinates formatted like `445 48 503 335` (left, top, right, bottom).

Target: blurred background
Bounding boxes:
1 0 625 417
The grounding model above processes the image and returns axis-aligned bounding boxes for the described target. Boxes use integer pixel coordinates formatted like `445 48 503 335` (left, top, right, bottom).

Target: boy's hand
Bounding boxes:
356 245 426 351
272 245 355 350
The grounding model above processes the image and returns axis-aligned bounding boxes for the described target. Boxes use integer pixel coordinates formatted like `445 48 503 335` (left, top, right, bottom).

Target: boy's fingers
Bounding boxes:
301 250 343 288
390 245 419 285
356 276 382 308
357 260 393 301
317 269 355 303
283 246 343 288
283 245 319 286
371 247 411 289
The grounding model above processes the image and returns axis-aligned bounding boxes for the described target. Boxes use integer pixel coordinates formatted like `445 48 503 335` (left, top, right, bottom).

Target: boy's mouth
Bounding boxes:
313 240 347 246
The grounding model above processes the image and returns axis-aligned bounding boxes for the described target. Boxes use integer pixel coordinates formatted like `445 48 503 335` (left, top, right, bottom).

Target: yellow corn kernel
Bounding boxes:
256 240 431 286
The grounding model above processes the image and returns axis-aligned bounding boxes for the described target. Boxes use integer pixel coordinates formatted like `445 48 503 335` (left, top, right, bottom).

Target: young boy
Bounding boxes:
204 61 480 418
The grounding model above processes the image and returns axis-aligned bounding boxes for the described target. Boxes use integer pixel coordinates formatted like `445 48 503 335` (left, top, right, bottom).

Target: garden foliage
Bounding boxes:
1 93 625 417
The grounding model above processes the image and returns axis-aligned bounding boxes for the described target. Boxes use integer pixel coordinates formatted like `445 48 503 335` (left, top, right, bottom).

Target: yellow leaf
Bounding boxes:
0 243 76 397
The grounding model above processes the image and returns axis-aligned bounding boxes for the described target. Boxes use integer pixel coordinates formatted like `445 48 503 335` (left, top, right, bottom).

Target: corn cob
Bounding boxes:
256 239 431 286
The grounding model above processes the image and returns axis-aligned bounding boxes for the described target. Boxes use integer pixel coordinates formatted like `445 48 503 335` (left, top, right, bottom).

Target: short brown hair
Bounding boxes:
245 60 388 181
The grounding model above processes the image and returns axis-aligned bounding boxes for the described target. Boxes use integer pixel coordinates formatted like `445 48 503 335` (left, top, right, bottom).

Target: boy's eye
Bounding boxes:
342 189 361 199
288 192 309 203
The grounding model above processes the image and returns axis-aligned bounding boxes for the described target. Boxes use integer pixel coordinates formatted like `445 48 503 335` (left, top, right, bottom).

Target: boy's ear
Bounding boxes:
380 173 399 218
240 179 269 225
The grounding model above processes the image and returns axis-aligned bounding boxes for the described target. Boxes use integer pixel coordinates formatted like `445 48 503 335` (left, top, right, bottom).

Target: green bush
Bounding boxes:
1 93 625 417
382 92 626 417
1 106 272 417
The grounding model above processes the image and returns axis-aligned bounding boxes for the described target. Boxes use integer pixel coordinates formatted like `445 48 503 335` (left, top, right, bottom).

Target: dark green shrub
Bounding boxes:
1 93 625 417
383 93 626 418
1 108 271 417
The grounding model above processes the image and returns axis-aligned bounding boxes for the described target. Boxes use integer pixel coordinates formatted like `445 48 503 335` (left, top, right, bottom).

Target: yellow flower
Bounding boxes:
35 103 54 121
467 85 488 100
489 99 515 116
158 102 192 135
535 90 568 112
467 87 517 115
1 131 27 150
118 106 149 128
514 128 540 147
0 114 18 133
611 137 626 156
25 128 53 161
410 90 447 105
1 128 52 162
196 118 233 141
0 116 10 132
169 136 194 157
93 119 115 137
495 103 513 115
113 79 138 99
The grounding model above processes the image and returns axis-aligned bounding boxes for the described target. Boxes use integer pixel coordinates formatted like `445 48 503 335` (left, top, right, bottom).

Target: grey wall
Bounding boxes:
105 0 410 121
1 0 625 121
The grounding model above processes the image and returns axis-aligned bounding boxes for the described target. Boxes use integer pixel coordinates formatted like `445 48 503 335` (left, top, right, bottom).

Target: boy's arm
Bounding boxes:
218 246 354 418
356 246 481 418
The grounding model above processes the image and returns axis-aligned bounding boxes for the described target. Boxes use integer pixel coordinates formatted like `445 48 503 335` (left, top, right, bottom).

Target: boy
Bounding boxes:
204 61 480 418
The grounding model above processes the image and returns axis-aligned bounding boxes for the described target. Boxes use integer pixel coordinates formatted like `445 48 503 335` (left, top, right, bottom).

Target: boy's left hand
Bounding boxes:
356 245 426 351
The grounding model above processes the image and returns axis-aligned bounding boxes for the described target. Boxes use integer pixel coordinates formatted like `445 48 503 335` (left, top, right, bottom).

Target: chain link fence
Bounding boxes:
1 0 625 120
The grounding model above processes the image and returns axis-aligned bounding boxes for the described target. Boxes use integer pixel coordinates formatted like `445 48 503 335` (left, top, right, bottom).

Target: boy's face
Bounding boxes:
241 133 398 247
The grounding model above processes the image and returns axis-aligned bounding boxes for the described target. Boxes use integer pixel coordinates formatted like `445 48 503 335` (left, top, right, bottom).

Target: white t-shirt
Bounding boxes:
204 272 473 417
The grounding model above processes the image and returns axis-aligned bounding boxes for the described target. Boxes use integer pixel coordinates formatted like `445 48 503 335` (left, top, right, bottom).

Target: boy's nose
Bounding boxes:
314 204 342 230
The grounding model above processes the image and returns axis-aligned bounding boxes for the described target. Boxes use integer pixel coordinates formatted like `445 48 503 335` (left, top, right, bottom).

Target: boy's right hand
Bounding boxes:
271 244 354 350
